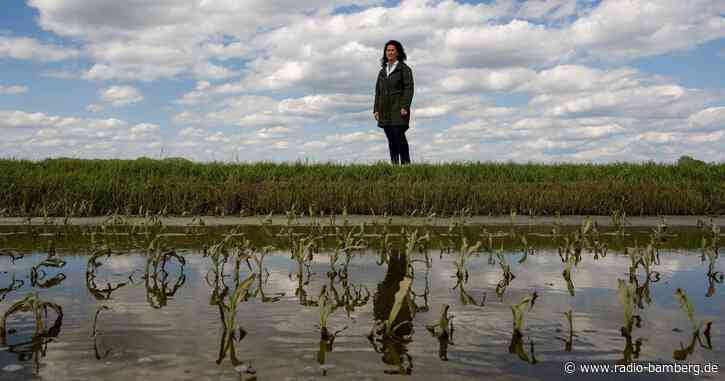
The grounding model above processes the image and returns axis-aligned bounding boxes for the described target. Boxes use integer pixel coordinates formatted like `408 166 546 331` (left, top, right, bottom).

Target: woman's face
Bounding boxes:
386 44 398 62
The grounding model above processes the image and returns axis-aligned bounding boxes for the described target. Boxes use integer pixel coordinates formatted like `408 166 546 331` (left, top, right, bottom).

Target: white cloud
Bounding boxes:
688 107 725 132
570 0 725 61
0 85 29 95
439 67 537 93
0 36 80 61
86 104 104 113
0 109 161 159
4 1 725 163
0 110 80 129
516 0 580 20
100 85 144 106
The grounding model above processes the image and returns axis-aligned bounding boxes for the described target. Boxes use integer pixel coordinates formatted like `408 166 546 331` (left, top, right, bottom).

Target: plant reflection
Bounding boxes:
672 288 714 361
0 274 24 302
316 285 347 376
213 273 255 367
92 305 112 360
86 249 129 300
426 304 454 361
144 249 186 308
508 294 537 364
495 249 516 299
452 276 485 307
0 249 24 263
617 279 643 363
0 293 63 374
30 250 67 289
368 250 414 375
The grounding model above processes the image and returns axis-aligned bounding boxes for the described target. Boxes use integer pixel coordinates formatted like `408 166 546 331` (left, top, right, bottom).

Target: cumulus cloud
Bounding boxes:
0 109 161 159
0 36 81 61
100 85 144 106
4 0 725 163
0 85 29 95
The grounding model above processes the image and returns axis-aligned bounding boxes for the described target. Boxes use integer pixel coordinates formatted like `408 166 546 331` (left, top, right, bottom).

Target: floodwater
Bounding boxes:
0 223 723 380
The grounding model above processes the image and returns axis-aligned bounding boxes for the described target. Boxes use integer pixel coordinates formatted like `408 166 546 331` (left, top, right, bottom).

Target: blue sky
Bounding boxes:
1 0 724 163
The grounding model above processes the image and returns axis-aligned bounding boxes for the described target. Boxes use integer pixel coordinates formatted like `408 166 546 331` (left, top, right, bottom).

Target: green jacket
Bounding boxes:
374 61 414 128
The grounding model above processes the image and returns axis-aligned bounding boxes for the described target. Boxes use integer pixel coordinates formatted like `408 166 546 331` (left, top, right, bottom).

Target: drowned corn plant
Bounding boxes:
495 246 515 298
617 279 644 364
673 288 713 360
30 246 67 289
144 237 186 308
367 277 414 375
248 245 285 303
216 274 256 366
316 285 348 374
617 279 640 337
698 219 723 294
518 235 535 264
508 293 537 364
610 209 629 236
0 292 64 371
562 254 577 296
368 277 414 339
86 248 129 300
425 304 454 361
453 237 481 282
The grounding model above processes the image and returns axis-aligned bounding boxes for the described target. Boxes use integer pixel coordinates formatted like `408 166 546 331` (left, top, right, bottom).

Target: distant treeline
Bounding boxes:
1 157 723 216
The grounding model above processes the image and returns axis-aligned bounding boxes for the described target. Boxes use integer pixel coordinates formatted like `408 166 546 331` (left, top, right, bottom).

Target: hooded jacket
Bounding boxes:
374 61 414 128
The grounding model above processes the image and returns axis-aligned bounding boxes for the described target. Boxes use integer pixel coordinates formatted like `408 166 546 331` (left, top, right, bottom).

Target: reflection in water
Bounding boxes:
210 262 255 372
86 250 129 300
426 304 454 361
633 274 657 309
703 242 723 297
0 293 63 374
508 330 538 364
452 277 485 307
248 247 285 303
0 249 24 263
618 279 644 364
495 250 516 299
509 294 537 364
317 286 347 376
30 251 67 289
144 249 186 308
672 288 714 361
369 250 414 374
92 305 112 360
0 274 24 302
410 253 432 313
0 225 723 379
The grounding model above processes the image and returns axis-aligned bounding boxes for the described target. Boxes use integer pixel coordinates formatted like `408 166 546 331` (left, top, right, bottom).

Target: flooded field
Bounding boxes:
1 219 723 380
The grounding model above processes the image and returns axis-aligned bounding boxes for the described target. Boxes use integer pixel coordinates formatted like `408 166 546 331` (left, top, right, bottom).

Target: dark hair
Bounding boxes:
380 40 407 68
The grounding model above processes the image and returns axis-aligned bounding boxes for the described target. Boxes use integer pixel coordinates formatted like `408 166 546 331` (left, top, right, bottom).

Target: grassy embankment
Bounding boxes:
0 157 723 217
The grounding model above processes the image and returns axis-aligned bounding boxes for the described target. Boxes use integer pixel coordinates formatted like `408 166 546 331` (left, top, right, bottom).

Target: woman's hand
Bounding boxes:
400 108 408 116
374 112 379 121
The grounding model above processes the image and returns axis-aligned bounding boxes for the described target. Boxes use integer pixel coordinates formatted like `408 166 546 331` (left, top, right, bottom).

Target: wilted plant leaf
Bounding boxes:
386 277 412 334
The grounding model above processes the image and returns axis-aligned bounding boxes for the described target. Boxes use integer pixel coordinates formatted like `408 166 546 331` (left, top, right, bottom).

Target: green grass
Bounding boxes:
1 157 724 216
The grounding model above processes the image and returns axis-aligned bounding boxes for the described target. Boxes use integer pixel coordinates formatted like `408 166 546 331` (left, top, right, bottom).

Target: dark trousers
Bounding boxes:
383 125 410 165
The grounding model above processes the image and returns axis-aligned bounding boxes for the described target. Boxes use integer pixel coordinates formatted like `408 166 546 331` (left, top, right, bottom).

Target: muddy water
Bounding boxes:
0 225 723 380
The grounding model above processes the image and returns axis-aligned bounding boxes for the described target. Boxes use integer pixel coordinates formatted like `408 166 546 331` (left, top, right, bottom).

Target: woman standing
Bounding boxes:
374 40 414 165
